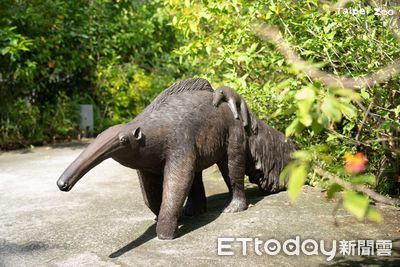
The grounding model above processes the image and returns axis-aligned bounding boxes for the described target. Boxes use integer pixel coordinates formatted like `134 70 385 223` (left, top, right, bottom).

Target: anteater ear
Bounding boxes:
132 127 142 140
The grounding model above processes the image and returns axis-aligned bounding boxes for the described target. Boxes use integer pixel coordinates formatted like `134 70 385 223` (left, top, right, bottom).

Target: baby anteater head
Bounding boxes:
212 87 227 107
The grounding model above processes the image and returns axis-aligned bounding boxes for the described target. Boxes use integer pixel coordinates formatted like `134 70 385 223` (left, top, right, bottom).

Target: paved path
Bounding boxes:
0 143 399 266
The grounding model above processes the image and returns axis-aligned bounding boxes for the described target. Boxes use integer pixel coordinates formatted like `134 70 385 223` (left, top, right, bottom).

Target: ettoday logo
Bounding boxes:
217 236 393 261
217 236 337 261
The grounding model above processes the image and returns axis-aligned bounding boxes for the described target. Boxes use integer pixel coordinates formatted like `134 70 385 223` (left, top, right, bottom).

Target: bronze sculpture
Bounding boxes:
57 78 296 239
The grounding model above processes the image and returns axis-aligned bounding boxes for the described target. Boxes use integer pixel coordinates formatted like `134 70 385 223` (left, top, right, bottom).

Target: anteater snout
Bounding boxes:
57 179 71 192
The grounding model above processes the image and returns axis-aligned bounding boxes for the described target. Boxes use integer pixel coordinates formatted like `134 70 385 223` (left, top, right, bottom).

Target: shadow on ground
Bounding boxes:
109 186 264 258
0 240 52 253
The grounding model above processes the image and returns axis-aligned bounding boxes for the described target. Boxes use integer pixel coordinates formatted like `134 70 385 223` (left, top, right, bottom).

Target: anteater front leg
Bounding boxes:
156 158 195 240
137 169 163 217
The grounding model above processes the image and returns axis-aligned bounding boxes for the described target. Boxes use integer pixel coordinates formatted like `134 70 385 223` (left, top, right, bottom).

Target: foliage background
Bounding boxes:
1 0 399 219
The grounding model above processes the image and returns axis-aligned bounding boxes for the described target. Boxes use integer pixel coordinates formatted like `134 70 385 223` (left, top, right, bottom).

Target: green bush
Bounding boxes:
0 0 181 148
0 98 42 148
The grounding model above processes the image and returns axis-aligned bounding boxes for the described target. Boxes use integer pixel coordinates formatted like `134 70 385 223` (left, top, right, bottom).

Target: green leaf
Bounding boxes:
334 89 360 100
326 183 342 199
288 164 308 202
326 133 337 142
360 89 370 99
276 59 284 66
321 97 342 122
343 191 369 220
311 120 323 134
285 118 301 136
1 47 10 55
248 43 258 53
298 109 313 126
280 161 297 181
189 21 198 33
342 121 355 133
394 105 400 117
185 0 191 8
296 87 315 127
366 207 383 223
350 174 375 185
291 150 312 161
295 86 315 101
317 114 329 127
339 102 357 119
299 113 313 127
205 46 212 55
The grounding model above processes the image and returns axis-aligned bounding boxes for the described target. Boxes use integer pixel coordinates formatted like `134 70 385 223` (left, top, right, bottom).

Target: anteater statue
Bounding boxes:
57 78 296 239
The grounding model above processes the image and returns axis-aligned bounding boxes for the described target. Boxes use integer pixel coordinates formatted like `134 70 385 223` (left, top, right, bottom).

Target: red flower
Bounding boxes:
344 152 368 173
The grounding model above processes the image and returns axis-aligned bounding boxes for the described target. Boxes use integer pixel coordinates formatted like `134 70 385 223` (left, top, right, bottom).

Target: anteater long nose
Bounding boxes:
57 179 70 191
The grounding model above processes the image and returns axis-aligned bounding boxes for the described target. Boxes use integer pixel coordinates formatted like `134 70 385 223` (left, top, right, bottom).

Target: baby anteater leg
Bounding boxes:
228 98 240 120
240 100 249 128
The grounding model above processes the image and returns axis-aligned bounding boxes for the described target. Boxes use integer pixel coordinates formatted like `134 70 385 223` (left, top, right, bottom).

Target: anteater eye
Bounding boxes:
119 136 128 145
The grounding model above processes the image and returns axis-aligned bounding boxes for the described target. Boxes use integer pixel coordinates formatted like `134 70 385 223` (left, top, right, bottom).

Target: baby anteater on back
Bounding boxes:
212 86 252 132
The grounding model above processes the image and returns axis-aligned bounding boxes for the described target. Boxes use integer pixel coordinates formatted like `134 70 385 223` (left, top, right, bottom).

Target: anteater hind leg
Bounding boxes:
183 172 207 216
137 170 163 217
217 160 233 195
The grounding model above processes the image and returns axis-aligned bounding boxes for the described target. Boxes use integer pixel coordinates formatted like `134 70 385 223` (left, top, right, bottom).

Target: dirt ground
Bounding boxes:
0 142 399 266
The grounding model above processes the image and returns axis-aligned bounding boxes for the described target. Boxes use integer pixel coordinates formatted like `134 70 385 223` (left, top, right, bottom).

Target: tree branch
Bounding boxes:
355 100 373 141
255 24 400 90
313 165 400 206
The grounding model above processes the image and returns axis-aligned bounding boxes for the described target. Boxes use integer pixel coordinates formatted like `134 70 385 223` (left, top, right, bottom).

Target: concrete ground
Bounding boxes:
0 142 399 266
